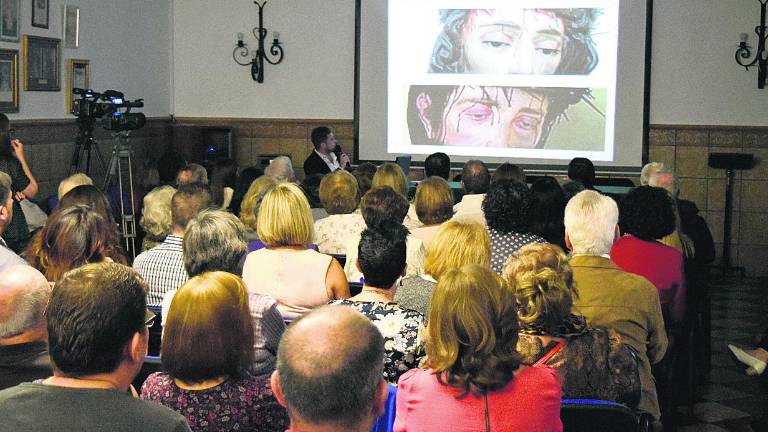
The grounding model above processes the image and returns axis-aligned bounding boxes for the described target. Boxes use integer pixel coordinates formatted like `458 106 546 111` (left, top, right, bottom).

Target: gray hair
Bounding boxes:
58 173 94 199
183 209 248 277
648 171 679 198
0 265 51 339
564 190 618 256
640 162 665 186
265 156 295 184
139 185 176 238
178 163 209 185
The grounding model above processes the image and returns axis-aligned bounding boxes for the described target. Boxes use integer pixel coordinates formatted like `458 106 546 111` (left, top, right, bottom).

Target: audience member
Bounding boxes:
0 113 38 252
453 159 489 225
640 162 665 186
314 170 365 254
58 184 116 225
265 156 296 184
228 166 263 216
57 173 93 199
565 190 667 421
343 186 425 283
331 223 425 383
242 183 349 320
0 184 27 269
411 176 453 248
24 205 127 281
177 163 209 186
483 179 546 273
567 157 596 189
394 264 562 432
158 151 187 186
239 176 277 249
142 272 289 432
529 176 567 249
353 162 377 197
491 162 526 184
613 186 685 323
300 173 329 221
0 265 52 389
729 341 768 376
208 158 237 208
304 126 349 176
139 185 176 252
133 183 211 306
424 152 451 180
271 305 388 432
0 262 191 431
648 170 696 257
396 220 490 317
505 243 640 406
561 180 586 201
372 162 420 229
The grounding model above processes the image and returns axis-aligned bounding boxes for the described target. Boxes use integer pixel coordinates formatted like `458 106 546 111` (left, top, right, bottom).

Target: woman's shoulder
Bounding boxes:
513 365 560 389
398 367 437 391
140 372 174 396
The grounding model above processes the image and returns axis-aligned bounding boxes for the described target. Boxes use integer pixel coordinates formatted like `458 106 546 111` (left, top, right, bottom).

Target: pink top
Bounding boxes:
242 248 332 320
611 235 686 323
394 366 563 432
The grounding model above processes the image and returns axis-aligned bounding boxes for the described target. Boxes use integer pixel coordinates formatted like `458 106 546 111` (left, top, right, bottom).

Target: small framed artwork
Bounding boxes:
66 59 88 112
22 35 61 91
31 0 48 29
0 0 20 42
63 5 79 48
0 49 19 112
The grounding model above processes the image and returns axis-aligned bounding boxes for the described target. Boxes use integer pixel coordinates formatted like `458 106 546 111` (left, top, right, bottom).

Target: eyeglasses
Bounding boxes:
144 309 157 329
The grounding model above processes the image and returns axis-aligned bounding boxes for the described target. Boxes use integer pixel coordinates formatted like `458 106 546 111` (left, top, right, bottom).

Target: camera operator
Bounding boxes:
0 113 38 252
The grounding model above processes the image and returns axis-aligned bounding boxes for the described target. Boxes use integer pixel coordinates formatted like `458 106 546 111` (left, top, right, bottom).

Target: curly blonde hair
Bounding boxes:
140 185 176 238
502 243 577 333
239 176 277 232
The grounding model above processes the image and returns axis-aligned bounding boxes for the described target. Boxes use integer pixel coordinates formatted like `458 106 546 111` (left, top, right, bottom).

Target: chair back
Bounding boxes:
371 384 397 432
561 399 648 432
349 281 364 296
147 305 163 356
330 253 347 268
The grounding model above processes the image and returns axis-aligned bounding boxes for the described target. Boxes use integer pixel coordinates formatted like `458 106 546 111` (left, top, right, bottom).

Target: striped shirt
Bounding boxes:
133 235 188 306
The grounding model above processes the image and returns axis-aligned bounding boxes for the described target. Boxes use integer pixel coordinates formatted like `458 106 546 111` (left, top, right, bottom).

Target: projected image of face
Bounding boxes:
429 8 600 75
413 86 549 148
460 9 564 75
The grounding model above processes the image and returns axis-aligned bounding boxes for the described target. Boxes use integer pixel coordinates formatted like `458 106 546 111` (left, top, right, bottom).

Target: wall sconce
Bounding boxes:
232 1 284 83
735 0 768 88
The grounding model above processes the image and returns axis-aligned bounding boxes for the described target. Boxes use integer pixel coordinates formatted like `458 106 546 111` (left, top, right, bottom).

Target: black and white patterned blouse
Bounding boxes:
488 228 547 273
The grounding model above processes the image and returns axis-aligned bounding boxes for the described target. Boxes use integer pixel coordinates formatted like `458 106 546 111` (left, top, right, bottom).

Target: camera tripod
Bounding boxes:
69 118 138 259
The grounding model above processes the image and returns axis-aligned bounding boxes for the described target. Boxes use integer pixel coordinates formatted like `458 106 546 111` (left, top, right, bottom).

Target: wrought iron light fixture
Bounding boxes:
232 1 284 83
735 0 768 88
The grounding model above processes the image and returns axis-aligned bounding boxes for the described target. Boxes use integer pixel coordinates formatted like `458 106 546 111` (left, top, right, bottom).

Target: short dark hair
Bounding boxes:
360 186 409 229
353 162 377 197
47 263 146 376
482 179 532 233
277 306 384 429
171 183 212 229
461 160 490 194
0 183 9 204
568 158 596 188
491 163 525 184
425 152 450 180
620 186 676 241
310 126 332 149
358 223 407 289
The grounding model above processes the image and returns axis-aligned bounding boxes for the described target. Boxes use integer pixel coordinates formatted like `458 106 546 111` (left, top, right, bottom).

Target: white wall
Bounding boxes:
650 0 768 126
171 0 355 120
0 0 171 120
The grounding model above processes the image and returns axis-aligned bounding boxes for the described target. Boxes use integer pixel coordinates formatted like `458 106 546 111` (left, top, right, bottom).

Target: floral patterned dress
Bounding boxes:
140 372 289 432
331 300 426 383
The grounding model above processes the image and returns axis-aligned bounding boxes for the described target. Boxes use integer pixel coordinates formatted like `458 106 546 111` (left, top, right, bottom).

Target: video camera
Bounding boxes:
72 88 146 132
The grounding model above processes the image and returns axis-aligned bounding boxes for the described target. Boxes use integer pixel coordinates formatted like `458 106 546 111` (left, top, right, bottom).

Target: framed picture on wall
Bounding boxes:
66 59 88 112
0 0 20 42
31 0 49 29
22 35 61 91
0 49 19 112
63 5 79 48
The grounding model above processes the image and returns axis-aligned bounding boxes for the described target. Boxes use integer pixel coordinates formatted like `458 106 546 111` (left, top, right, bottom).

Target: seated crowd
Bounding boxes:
0 125 717 431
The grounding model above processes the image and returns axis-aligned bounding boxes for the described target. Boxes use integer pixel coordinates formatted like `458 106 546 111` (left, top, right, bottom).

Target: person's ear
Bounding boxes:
564 230 572 251
416 93 434 139
271 371 287 408
128 331 147 365
373 379 389 417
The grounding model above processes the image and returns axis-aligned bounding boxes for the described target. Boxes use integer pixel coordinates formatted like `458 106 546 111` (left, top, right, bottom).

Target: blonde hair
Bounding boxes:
414 176 454 225
239 176 277 231
424 220 490 279
139 185 176 238
640 162 665 186
503 243 577 333
563 190 618 256
257 183 313 246
372 162 408 198
58 173 94 199
427 264 520 395
319 170 359 214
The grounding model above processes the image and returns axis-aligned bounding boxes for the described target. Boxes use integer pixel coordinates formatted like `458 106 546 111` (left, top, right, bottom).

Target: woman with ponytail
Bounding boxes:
504 243 640 406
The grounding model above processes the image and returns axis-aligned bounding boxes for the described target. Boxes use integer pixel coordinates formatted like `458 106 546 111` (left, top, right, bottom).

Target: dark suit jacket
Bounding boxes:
303 151 332 177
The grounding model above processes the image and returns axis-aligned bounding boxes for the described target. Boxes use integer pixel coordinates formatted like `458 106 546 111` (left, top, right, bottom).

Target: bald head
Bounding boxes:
0 265 50 341
275 306 384 429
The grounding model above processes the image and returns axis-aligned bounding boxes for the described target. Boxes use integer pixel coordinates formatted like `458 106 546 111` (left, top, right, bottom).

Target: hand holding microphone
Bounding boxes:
333 143 350 169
